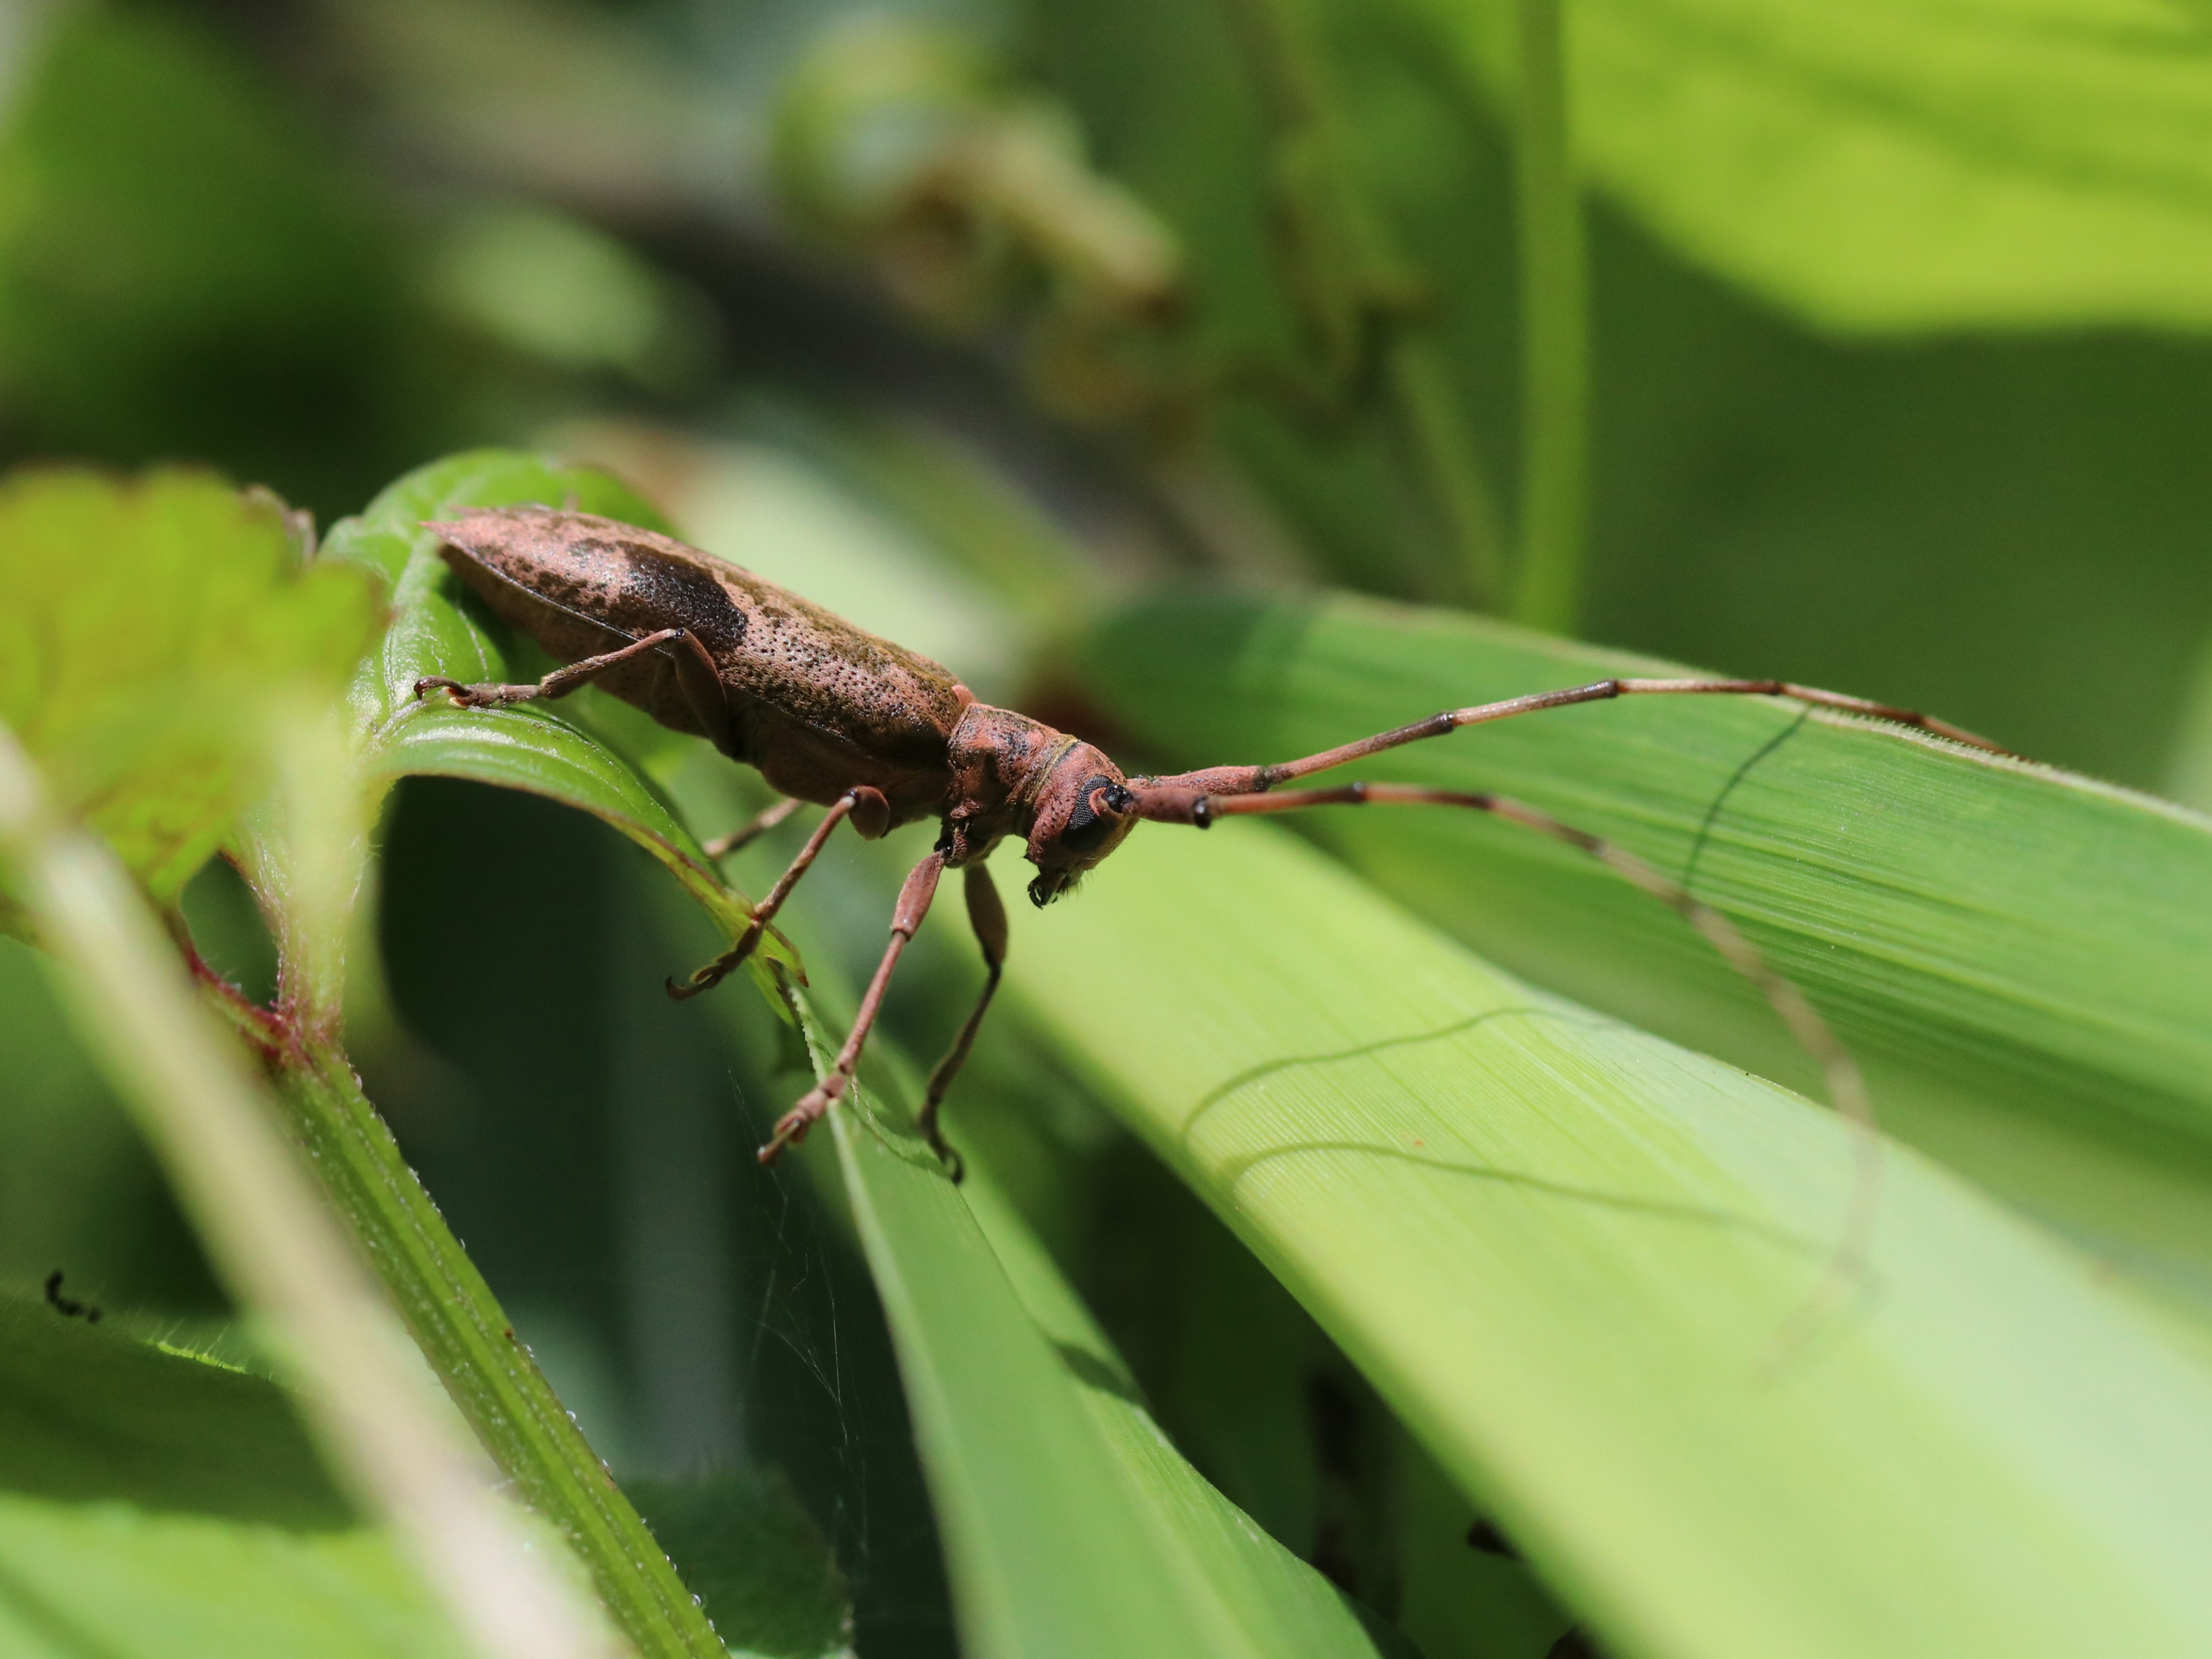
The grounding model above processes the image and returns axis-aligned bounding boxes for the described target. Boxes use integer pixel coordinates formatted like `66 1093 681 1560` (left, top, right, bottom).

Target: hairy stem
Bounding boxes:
267 1029 730 1659
0 723 612 1659
1509 0 1590 633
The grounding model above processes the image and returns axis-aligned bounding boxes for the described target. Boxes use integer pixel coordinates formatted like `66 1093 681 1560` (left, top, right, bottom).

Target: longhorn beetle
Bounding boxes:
415 507 2003 1182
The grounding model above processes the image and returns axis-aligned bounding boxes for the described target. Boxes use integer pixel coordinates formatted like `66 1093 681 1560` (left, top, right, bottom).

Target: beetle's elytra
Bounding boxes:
417 506 2002 1177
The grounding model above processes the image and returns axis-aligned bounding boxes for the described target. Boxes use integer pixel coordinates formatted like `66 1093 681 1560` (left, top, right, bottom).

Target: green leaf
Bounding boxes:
0 467 380 930
748 956 1403 1659
1071 592 2212 1307
277 450 769 1659
324 448 757 941
1005 818 2212 1659
957 1167 1418 1659
817 1048 1249 1659
0 1293 467 1658
624 1473 854 1659
1393 0 2212 332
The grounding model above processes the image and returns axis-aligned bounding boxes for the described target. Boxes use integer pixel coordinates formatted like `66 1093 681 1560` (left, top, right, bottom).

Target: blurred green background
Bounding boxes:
4 1 2210 1653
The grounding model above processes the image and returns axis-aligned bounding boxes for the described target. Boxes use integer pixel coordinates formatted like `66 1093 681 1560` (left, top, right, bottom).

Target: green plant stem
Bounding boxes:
1386 337 1508 609
1218 0 1506 609
1509 0 1590 633
260 1028 729 1659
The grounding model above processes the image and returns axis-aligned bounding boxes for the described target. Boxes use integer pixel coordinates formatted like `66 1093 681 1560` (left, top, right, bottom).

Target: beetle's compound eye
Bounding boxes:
1060 777 1134 855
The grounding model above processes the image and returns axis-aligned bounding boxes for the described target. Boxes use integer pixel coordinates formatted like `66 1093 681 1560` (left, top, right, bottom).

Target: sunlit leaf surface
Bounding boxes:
0 1297 467 1658
746 959 1405 1659
1072 592 2212 1309
1009 820 2212 1659
1396 0 2212 330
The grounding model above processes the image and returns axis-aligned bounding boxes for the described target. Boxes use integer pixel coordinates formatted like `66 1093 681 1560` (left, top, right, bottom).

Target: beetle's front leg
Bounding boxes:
413 627 688 710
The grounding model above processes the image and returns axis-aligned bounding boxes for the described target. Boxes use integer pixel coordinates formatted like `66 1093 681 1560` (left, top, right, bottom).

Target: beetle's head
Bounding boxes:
1024 743 1139 906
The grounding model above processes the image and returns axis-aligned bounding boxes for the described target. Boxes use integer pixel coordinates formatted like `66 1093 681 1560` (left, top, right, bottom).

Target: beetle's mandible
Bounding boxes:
414 506 2005 1178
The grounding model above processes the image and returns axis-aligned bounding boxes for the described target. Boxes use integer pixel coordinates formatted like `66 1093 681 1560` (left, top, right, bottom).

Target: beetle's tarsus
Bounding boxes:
413 675 523 710
668 924 767 1001
667 964 725 1001
759 1083 838 1165
916 1097 966 1181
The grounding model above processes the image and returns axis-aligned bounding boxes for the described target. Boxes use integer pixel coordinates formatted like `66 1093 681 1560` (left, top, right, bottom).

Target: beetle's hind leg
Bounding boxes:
760 850 946 1164
414 627 688 710
913 862 1010 1182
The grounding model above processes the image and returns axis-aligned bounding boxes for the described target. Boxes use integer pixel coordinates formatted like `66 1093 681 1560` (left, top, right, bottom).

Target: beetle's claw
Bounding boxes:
758 1077 847 1165
757 1098 821 1165
412 676 465 703
666 967 721 1002
668 924 765 1001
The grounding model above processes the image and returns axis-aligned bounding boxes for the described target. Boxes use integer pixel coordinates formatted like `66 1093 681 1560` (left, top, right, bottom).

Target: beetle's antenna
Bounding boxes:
1134 679 2006 813
1135 777 1880 1366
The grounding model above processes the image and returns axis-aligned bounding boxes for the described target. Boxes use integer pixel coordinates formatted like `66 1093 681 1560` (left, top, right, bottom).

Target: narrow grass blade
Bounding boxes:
741 946 1402 1659
802 1037 1247 1659
959 1166 1413 1659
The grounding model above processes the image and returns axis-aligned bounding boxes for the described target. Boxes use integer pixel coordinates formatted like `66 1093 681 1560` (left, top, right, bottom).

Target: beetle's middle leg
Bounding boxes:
669 786 891 1001
913 862 1009 1182
703 795 803 859
413 627 690 710
760 849 946 1165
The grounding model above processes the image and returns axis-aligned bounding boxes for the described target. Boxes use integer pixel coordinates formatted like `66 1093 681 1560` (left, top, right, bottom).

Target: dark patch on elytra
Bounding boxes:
593 538 750 657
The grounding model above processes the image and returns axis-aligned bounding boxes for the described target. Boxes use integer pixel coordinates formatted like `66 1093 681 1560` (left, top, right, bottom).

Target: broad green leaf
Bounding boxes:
323 449 757 941
1393 0 2212 331
957 1169 1418 1659
1073 592 2212 1306
0 467 379 931
1007 820 2212 1659
815 1050 1246 1659
737 929 1401 1659
0 1293 466 1658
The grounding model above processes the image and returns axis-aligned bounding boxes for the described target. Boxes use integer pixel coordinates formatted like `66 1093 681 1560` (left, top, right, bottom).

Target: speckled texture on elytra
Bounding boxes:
428 507 972 827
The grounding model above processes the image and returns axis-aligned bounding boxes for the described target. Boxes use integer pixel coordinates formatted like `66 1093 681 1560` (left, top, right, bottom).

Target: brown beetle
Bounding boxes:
416 506 2002 1177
